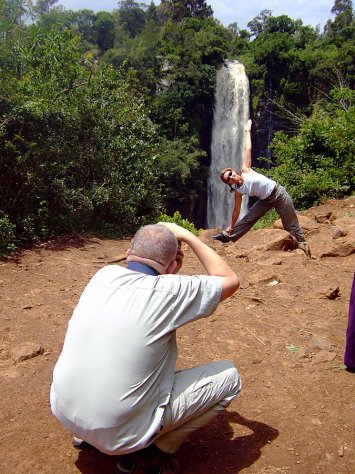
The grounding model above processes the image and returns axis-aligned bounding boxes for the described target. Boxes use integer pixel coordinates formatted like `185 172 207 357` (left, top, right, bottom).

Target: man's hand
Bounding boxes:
173 241 184 274
158 221 239 301
157 222 193 243
157 223 188 273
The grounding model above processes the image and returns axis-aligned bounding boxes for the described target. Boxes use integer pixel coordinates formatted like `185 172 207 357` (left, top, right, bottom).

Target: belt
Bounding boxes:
266 183 279 199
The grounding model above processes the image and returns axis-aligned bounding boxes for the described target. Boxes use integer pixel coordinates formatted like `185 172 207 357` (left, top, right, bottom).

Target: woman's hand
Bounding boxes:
245 119 252 132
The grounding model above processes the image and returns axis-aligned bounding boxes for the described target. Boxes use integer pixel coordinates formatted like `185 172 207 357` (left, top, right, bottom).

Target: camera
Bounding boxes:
176 240 182 262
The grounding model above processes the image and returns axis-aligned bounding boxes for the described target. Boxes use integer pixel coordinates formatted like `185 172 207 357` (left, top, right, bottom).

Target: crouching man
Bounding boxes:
50 223 242 473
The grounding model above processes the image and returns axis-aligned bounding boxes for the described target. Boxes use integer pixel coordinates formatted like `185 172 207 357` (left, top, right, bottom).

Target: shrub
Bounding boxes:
156 211 199 235
266 106 354 208
252 209 279 230
0 215 17 256
0 27 162 245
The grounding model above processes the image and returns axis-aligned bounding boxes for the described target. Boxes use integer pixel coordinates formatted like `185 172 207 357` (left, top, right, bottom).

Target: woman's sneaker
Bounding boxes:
298 242 311 257
211 231 230 243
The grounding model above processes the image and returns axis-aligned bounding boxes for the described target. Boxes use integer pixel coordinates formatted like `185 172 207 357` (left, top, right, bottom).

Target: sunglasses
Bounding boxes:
225 170 233 184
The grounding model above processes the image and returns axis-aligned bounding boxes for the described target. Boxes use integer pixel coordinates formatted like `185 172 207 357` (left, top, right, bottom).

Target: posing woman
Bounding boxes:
212 120 310 257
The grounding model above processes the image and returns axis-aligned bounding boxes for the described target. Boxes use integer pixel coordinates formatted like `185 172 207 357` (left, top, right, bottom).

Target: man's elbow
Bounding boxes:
220 274 240 301
231 275 240 294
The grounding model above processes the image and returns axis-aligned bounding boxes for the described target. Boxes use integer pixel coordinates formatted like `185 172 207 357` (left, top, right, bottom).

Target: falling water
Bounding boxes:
206 60 250 230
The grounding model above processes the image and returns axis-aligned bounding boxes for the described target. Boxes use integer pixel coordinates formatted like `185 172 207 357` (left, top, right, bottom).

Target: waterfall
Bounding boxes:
206 60 250 230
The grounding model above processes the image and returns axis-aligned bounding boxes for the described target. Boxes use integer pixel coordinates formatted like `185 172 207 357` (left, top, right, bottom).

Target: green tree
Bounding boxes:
33 0 58 15
266 99 355 207
36 8 102 54
117 0 147 37
0 26 163 244
247 9 272 37
159 0 213 23
155 17 229 133
265 14 300 34
154 135 206 215
35 7 75 32
95 10 115 51
245 15 324 115
325 0 354 41
0 0 32 26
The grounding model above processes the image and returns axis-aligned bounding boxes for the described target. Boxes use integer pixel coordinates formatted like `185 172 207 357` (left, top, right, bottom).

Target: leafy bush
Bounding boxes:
266 105 354 208
0 215 17 256
0 28 163 244
252 209 279 230
156 211 199 235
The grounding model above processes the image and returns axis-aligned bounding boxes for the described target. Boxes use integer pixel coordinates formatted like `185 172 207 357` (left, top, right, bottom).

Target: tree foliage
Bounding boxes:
266 94 355 207
0 25 162 248
118 0 147 37
33 0 59 16
159 0 213 23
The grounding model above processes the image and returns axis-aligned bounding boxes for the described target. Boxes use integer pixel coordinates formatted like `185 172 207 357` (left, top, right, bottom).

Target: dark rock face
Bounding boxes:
251 81 283 170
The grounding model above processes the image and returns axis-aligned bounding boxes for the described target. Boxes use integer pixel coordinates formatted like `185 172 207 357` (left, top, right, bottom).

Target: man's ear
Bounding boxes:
166 259 178 275
126 248 132 258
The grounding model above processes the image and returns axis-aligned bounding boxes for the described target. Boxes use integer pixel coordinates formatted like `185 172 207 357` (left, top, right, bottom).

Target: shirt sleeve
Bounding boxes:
161 274 222 330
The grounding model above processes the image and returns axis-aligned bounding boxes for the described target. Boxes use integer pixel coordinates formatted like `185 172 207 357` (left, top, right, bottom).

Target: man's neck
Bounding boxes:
127 261 161 276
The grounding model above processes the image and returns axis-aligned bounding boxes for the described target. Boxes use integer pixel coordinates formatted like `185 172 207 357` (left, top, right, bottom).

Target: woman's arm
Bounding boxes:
226 192 243 234
241 119 252 172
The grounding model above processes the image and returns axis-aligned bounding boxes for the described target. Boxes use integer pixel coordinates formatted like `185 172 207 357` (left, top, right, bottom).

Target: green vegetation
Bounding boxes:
251 209 279 230
286 343 300 353
156 211 199 235
0 0 354 254
0 214 17 255
267 104 355 208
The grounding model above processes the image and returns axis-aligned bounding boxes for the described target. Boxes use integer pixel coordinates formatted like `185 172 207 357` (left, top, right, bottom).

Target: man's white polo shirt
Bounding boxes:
50 265 221 454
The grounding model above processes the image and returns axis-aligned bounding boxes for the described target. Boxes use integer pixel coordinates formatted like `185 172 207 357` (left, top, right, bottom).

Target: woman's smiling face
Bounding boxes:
223 170 243 186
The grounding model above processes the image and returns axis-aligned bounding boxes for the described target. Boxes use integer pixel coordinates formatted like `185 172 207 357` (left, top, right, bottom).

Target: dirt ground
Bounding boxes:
1 197 354 474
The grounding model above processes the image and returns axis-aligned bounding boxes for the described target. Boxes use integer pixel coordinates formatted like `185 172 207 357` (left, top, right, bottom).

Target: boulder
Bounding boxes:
314 211 333 223
331 226 348 239
273 215 320 233
260 229 297 252
321 242 355 258
309 334 334 351
248 269 280 286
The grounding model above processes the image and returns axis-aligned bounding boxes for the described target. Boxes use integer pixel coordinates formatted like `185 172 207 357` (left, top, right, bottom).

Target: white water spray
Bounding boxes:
207 61 250 230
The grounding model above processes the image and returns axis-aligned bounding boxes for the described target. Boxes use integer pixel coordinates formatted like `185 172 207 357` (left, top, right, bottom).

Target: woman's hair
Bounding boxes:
219 167 236 193
219 167 232 182
131 224 178 267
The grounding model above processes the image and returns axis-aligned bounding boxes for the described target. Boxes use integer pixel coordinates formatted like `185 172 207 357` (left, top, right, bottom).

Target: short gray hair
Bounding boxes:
131 224 178 266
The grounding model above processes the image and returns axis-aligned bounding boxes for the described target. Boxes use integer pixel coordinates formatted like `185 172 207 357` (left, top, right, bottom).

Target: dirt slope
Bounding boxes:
0 196 354 474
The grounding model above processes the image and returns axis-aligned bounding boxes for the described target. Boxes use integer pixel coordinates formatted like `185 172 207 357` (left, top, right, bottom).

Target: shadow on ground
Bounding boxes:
74 411 279 473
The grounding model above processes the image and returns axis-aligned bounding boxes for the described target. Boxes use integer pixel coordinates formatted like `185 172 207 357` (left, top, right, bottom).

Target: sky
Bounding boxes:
55 0 337 32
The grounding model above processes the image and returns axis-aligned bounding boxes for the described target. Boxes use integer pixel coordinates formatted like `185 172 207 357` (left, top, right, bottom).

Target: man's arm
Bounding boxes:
158 222 239 301
241 119 252 171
